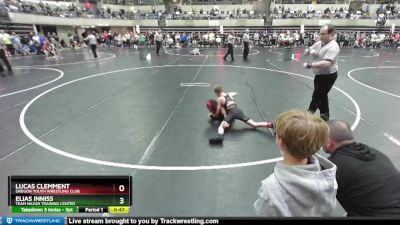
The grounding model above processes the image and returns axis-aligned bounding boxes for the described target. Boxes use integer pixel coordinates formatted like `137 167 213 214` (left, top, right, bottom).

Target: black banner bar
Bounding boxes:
66 217 400 225
67 217 220 225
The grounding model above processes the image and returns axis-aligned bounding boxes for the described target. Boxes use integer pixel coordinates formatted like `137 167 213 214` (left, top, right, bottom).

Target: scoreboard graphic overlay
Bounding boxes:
8 176 132 214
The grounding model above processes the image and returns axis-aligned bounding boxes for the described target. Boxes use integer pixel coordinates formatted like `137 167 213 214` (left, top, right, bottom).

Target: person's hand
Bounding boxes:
303 62 312 69
304 48 310 56
309 49 317 56
208 113 215 122
208 115 213 122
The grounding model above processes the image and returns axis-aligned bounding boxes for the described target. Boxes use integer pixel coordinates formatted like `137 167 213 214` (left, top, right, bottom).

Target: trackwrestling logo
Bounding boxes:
2 217 64 225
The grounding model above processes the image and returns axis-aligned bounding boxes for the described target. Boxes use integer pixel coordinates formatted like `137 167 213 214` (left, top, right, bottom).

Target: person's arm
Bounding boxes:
227 92 237 97
304 45 339 70
213 97 224 117
220 107 227 118
304 41 319 56
304 60 332 69
254 190 280 216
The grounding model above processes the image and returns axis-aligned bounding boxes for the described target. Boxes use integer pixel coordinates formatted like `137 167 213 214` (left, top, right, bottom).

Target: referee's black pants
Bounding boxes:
308 72 338 120
224 43 234 61
156 41 161 54
243 41 249 60
0 49 12 72
90 44 97 58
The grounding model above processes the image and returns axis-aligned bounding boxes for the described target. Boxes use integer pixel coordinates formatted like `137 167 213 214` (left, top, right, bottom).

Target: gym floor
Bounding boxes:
0 46 399 216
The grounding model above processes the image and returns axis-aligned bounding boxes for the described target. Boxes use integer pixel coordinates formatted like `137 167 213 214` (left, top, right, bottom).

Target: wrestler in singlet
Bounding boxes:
222 94 249 124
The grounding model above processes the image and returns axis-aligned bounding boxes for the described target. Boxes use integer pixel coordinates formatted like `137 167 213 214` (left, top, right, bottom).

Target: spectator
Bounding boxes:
325 120 400 217
139 33 146 47
393 32 400 48
43 39 60 59
215 35 221 47
180 32 187 47
0 30 12 73
209 31 215 47
102 31 109 47
60 39 66 48
254 31 260 46
32 33 40 53
254 109 337 216
1 30 13 56
11 31 22 55
242 29 250 60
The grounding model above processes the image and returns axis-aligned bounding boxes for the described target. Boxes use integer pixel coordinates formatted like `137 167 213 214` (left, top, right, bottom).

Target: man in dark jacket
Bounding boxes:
325 120 400 217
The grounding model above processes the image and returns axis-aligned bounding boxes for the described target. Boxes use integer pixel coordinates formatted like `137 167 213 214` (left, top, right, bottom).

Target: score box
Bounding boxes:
9 176 132 211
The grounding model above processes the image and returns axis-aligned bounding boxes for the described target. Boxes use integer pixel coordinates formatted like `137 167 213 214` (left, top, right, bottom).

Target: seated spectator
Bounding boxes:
254 31 260 46
254 109 338 216
166 34 173 48
393 32 400 48
43 39 60 59
180 33 187 47
60 39 66 48
353 39 361 48
325 120 400 217
174 32 180 48
190 48 200 55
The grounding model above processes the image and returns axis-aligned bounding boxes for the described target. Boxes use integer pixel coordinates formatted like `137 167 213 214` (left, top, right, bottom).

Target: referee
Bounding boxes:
303 24 340 121
155 30 163 55
243 29 250 60
86 31 97 58
223 30 234 62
